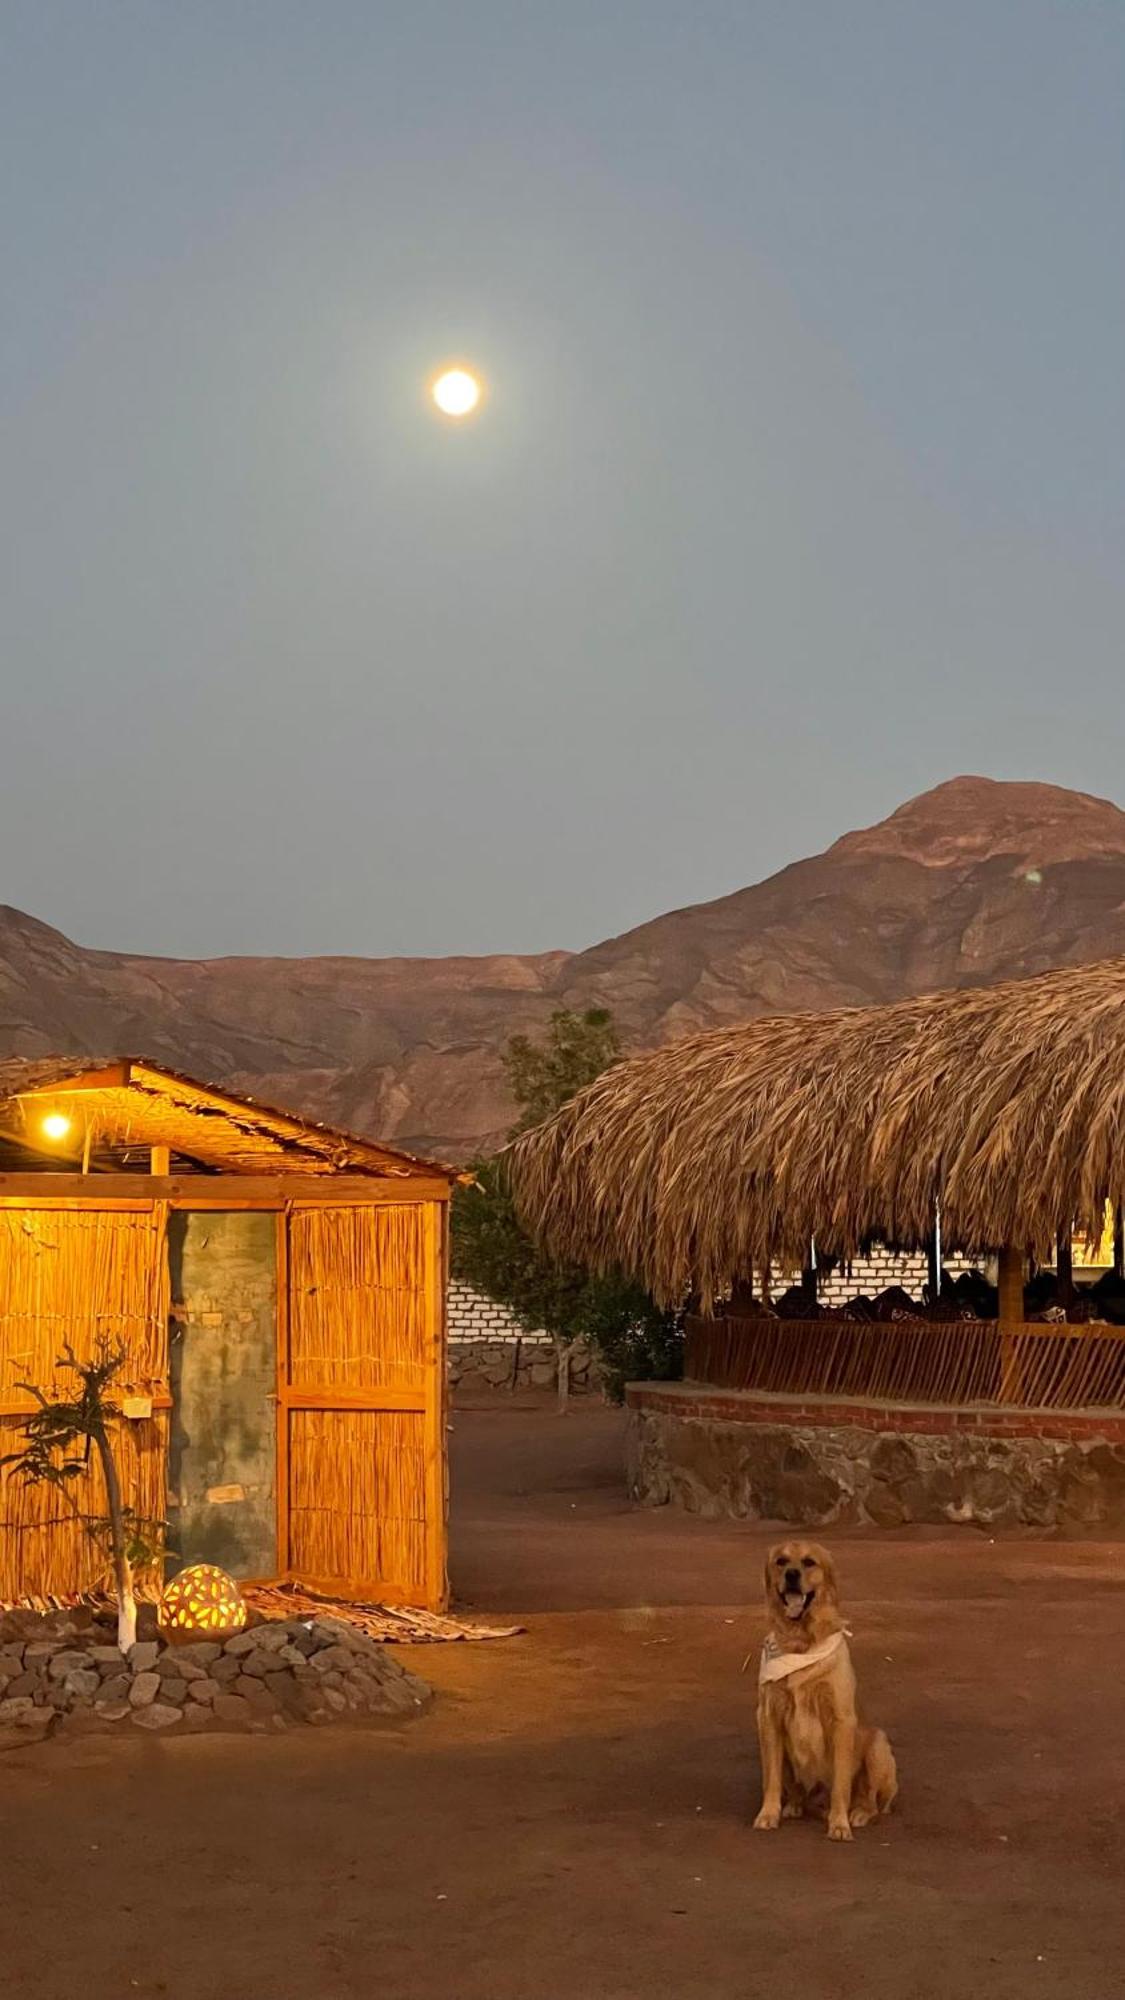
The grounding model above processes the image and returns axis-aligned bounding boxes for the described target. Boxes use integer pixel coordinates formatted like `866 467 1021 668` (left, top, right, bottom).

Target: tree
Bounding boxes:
452 1009 682 1409
0 1341 168 1652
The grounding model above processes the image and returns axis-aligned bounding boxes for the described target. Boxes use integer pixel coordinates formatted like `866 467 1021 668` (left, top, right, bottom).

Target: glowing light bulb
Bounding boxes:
41 1112 72 1142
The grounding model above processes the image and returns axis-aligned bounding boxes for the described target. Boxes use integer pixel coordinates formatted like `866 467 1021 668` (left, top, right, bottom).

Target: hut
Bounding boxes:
507 957 1125 1530
0 1058 459 1609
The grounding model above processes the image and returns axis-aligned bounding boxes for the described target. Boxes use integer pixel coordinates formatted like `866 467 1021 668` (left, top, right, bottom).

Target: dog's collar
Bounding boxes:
755 1627 850 1685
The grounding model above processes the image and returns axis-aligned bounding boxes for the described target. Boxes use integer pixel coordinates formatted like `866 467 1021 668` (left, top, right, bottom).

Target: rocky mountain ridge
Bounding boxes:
4 776 1125 1157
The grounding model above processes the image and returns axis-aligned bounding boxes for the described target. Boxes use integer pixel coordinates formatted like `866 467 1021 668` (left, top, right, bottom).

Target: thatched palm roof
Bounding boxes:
506 957 1125 1308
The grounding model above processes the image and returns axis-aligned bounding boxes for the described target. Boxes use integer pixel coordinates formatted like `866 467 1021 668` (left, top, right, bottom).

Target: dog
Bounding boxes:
752 1539 897 1841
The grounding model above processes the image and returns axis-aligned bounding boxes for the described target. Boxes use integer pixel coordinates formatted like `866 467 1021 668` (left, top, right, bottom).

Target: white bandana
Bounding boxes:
754 1628 849 1686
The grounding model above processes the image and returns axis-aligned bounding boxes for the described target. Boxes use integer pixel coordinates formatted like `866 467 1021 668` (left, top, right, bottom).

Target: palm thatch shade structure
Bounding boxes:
506 957 1125 1311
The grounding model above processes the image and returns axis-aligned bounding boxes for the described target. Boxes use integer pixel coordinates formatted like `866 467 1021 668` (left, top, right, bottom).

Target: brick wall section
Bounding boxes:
797 1249 976 1306
626 1381 1125 1445
449 1250 977 1345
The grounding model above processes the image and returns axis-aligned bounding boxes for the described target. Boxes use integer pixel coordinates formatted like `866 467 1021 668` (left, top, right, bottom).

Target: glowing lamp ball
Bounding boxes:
161 1563 247 1644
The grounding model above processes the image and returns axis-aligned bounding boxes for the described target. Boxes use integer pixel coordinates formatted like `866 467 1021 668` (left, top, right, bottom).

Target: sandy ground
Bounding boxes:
3 1401 1125 1999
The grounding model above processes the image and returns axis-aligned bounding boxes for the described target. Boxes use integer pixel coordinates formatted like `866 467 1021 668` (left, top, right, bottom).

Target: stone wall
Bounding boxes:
625 1383 1125 1531
447 1282 599 1395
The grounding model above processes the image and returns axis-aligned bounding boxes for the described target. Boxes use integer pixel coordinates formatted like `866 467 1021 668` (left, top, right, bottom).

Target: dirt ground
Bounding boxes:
4 1402 1125 2000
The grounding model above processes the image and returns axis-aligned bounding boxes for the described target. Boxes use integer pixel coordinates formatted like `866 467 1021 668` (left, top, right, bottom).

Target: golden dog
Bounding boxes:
753 1540 897 1841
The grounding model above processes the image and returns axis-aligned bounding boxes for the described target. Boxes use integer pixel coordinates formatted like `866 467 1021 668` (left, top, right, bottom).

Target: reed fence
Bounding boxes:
685 1314 1125 1411
0 1206 170 1598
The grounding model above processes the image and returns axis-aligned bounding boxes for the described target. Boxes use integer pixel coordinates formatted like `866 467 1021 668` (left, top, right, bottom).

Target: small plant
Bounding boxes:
0 1340 169 1653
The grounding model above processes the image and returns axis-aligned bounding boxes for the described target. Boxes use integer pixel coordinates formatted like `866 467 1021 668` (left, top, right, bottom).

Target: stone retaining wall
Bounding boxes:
625 1382 1125 1530
448 1334 599 1396
447 1283 600 1394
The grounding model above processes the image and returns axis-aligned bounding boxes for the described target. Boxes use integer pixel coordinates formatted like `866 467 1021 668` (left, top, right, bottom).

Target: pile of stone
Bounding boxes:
0 1605 431 1750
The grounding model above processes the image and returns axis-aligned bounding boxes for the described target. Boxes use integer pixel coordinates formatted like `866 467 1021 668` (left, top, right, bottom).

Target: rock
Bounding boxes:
278 1643 307 1668
48 1649 94 1680
321 1686 348 1714
247 1626 290 1654
238 1648 279 1680
128 1641 160 1673
211 1656 242 1684
4 1672 43 1700
0 1696 36 1721
129 1672 161 1709
212 1694 251 1725
311 1646 355 1673
168 1641 223 1668
23 1643 65 1668
170 1658 206 1682
223 1631 259 1657
0 1711 55 1749
187 1679 219 1705
242 1687 278 1716
94 1701 131 1722
61 1669 101 1702
181 1704 213 1731
91 1646 128 1667
159 1679 188 1706
131 1702 181 1731
99 1674 131 1704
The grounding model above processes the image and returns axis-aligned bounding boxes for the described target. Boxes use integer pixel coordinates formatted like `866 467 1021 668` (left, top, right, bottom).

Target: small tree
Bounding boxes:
452 1009 681 1409
0 1341 167 1653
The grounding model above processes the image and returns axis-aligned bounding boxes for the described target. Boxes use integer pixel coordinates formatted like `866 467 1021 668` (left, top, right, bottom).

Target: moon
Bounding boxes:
431 367 482 418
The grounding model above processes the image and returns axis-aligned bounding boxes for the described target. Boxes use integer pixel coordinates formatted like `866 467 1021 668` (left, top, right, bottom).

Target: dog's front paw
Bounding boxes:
827 1817 853 1842
781 1800 804 1820
753 1806 781 1831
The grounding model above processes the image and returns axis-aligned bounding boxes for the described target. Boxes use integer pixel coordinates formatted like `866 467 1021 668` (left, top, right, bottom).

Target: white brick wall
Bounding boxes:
448 1281 542 1342
814 1249 975 1306
449 1252 978 1339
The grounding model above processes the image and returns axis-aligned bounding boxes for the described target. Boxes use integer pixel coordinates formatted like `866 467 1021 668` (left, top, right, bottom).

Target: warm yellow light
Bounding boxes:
161 1562 247 1644
41 1112 72 1142
432 367 482 418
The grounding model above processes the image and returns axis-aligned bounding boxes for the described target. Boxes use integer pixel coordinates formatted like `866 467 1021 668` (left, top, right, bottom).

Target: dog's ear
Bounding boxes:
763 1544 781 1600
814 1544 839 1602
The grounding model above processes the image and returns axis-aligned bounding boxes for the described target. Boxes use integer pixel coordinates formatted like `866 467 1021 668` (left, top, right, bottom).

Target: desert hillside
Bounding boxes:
4 776 1125 1157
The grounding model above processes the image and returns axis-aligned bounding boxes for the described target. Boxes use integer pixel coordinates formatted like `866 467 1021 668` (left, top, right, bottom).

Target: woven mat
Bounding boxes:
3 1585 522 1646
242 1581 522 1644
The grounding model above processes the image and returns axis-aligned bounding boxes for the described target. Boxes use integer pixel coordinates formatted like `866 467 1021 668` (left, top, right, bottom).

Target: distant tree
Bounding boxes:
452 1009 681 1410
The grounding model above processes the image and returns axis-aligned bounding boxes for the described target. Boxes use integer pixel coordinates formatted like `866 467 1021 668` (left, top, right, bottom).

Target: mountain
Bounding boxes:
4 776 1125 1158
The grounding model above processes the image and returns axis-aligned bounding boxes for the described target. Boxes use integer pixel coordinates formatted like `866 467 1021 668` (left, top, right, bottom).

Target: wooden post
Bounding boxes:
150 1146 170 1177
997 1245 1025 1403
1056 1228 1075 1308
760 1260 772 1307
926 1229 940 1303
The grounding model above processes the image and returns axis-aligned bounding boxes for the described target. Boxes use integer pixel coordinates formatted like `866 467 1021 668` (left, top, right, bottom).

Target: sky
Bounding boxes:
2 2 1124 960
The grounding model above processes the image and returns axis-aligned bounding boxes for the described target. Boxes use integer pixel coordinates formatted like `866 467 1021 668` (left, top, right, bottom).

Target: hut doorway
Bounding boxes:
167 1211 278 1580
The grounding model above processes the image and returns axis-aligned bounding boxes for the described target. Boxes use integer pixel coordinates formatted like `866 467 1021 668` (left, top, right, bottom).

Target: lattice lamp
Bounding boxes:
160 1563 248 1644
